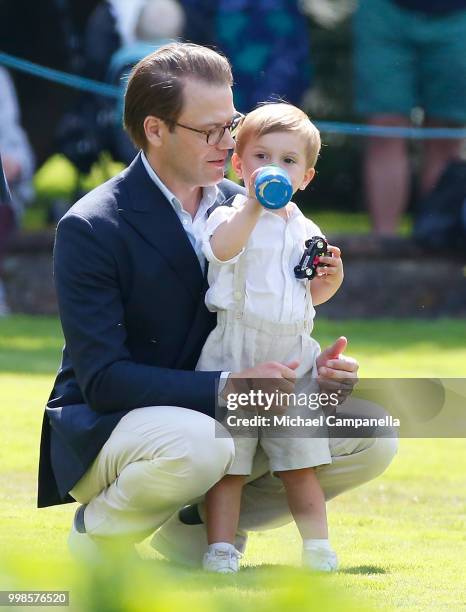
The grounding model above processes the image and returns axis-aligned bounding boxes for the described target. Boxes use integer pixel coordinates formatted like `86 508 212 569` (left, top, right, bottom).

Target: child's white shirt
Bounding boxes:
202 194 323 324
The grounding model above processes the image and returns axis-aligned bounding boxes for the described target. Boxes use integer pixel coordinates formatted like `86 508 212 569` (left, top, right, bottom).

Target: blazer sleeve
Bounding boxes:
54 212 221 417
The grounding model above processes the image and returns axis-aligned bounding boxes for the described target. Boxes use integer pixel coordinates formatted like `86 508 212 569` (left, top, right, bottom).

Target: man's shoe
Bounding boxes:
202 543 242 574
68 505 101 562
150 506 248 567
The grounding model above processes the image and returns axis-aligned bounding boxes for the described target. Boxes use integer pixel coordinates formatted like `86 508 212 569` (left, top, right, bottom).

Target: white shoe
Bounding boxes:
203 543 242 574
150 507 248 567
68 506 101 562
302 546 338 572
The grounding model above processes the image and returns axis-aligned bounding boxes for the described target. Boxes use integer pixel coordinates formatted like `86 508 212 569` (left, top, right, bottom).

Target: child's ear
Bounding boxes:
299 167 315 191
231 152 243 179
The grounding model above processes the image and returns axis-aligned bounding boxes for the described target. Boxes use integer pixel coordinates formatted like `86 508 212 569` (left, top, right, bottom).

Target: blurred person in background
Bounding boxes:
182 0 313 113
0 67 35 316
83 0 186 81
104 0 186 164
353 0 466 236
58 0 186 173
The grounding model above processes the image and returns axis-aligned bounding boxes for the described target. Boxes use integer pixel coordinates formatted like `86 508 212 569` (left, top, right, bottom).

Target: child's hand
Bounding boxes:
316 245 343 282
244 169 265 211
309 245 343 305
246 168 262 198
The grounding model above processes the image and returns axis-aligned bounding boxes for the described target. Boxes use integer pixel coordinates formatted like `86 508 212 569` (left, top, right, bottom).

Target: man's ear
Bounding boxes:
143 116 164 148
299 167 315 191
231 152 243 180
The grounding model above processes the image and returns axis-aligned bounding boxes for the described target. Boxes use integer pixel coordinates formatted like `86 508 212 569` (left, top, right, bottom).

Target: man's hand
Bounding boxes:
316 337 358 403
222 360 300 413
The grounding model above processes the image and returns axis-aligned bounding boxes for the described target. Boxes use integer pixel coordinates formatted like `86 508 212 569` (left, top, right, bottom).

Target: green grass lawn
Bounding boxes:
0 316 465 611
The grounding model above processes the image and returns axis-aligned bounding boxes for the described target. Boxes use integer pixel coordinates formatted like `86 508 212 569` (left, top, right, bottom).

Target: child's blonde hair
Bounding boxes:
235 103 321 168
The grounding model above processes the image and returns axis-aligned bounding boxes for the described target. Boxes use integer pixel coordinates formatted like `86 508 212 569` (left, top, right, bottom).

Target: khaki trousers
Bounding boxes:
70 400 398 539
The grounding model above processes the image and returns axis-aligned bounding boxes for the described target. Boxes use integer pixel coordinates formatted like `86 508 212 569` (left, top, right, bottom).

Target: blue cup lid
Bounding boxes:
255 166 293 209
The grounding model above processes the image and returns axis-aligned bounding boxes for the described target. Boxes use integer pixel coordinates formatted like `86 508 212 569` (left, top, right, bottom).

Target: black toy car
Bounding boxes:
294 236 328 279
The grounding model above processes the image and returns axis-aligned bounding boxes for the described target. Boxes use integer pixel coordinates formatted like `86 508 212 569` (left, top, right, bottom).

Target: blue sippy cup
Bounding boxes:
254 166 293 209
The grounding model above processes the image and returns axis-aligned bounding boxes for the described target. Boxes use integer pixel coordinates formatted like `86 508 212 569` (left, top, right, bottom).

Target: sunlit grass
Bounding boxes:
0 316 465 610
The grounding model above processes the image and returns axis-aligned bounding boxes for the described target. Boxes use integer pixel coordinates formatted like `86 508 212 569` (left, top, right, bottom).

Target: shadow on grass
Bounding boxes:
315 319 466 351
0 315 63 375
0 349 63 375
142 558 298 588
241 563 388 579
1 315 465 376
340 565 387 575
144 558 371 586
137 556 349 591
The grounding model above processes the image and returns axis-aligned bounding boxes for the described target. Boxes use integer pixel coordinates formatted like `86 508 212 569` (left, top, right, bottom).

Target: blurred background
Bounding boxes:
0 0 465 316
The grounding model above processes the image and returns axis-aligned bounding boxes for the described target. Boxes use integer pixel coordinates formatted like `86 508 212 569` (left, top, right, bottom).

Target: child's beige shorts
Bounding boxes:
196 309 332 475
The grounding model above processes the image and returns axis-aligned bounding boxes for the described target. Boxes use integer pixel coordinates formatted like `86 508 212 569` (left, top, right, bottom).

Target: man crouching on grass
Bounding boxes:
37 42 398 567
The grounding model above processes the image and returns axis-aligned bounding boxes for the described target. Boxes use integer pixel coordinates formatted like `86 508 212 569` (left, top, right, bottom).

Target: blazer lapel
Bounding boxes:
117 154 204 300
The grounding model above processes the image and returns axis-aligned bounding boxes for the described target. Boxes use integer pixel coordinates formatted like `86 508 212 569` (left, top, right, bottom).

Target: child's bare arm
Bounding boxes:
209 196 262 262
309 245 344 305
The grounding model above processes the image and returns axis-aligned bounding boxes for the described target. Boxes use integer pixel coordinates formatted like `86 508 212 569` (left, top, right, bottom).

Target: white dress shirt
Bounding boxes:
141 151 218 270
203 194 323 323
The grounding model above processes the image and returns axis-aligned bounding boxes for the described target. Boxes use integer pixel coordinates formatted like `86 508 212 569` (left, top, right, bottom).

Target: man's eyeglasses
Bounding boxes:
173 112 244 145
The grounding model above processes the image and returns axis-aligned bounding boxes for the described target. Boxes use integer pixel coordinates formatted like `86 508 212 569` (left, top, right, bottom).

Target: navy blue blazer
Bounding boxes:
38 153 245 507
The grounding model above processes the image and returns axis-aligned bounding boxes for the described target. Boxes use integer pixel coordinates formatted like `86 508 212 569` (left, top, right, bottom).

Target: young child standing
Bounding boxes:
196 103 344 573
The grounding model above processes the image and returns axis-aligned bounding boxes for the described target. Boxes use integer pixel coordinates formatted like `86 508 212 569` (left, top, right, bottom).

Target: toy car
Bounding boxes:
294 236 328 279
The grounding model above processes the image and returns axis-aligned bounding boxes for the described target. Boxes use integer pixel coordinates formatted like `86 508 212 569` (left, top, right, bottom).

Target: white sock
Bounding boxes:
303 538 332 551
208 542 237 553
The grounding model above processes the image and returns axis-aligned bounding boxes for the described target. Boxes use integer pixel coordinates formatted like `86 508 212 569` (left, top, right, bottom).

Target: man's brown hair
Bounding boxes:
124 42 233 149
235 103 321 168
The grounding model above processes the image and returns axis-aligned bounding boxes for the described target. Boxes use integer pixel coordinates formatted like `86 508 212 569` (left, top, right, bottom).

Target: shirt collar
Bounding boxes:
141 151 218 218
141 151 178 206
